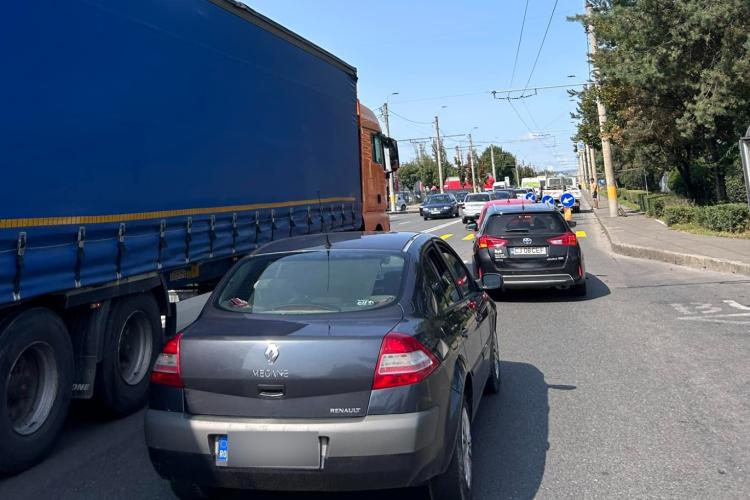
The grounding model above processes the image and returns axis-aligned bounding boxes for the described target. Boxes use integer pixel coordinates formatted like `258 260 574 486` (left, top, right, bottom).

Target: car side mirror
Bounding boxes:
568 221 577 227
466 222 477 231
481 273 503 290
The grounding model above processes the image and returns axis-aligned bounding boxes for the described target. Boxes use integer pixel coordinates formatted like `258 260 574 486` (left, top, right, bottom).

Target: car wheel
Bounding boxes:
462 218 467 224
170 481 218 500
571 280 587 297
95 293 162 417
485 331 501 394
424 216 429 221
430 400 472 500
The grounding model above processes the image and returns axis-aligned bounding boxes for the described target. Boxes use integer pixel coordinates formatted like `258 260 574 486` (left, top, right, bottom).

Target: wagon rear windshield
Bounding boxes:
216 250 405 314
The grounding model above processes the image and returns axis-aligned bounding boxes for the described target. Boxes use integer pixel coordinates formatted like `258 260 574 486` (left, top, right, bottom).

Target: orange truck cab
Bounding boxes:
358 102 399 232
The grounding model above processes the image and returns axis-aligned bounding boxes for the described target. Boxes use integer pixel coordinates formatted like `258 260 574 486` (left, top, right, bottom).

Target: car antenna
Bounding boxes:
318 191 332 249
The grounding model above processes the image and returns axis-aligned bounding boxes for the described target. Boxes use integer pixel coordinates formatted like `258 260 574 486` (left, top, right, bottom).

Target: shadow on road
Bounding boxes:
472 361 550 500
492 273 610 303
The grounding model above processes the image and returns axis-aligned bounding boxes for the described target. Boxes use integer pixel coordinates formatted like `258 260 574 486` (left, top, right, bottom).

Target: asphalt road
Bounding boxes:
2 209 749 499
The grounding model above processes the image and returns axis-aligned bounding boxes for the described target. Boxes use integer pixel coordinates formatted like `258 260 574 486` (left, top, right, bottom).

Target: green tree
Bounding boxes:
478 145 517 183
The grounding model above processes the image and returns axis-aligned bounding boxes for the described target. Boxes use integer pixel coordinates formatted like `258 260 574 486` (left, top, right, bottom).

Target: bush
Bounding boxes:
663 206 698 226
697 204 750 233
725 175 748 204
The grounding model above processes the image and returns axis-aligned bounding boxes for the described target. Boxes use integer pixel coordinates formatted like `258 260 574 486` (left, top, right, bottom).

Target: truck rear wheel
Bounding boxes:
0 308 73 475
95 293 162 417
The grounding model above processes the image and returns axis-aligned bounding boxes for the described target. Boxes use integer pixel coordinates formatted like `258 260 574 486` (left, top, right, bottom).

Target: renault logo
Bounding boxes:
522 237 533 245
264 343 280 364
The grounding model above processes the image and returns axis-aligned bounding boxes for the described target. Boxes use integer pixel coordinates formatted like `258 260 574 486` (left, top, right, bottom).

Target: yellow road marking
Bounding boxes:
462 234 475 241
576 230 587 238
440 234 453 240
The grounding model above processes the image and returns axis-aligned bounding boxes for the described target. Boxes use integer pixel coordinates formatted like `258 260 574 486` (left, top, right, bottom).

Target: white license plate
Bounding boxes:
431 209 440 213
509 246 547 256
216 432 320 469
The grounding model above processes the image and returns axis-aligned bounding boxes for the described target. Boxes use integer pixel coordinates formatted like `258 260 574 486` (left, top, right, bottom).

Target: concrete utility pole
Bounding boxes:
586 2 618 217
434 116 444 193
587 144 598 185
490 144 497 182
468 134 478 192
382 102 396 212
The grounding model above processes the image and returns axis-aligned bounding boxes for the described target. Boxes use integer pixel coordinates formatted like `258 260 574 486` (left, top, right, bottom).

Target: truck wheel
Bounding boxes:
95 293 162 416
0 308 73 475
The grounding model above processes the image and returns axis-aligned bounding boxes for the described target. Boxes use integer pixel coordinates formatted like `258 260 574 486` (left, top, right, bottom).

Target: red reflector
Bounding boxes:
478 235 508 249
151 332 184 388
372 332 439 390
547 233 577 246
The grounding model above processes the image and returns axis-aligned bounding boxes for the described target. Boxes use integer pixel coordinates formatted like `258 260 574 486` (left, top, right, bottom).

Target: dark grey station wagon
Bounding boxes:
145 232 502 500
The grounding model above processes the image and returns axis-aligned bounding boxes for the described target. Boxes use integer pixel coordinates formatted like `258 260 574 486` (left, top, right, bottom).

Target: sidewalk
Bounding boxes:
584 194 750 276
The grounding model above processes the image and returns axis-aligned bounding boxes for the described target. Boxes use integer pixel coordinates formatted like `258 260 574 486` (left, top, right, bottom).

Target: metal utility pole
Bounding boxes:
586 2 618 217
382 102 396 212
490 144 497 182
468 133 477 192
740 125 750 209
434 116 444 193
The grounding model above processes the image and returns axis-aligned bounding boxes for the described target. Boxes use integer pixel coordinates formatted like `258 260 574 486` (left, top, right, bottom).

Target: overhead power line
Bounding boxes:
522 0 560 93
510 0 530 87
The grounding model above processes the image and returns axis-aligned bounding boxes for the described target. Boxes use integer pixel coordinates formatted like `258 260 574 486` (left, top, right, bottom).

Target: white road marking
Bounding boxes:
420 219 463 234
655 219 667 226
678 317 750 325
724 299 750 311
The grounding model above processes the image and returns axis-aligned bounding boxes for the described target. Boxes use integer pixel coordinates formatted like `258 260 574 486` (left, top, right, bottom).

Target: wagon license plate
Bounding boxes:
509 246 547 256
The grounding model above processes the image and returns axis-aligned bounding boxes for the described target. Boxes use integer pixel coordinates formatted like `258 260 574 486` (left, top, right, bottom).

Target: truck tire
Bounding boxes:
95 293 162 417
0 308 74 475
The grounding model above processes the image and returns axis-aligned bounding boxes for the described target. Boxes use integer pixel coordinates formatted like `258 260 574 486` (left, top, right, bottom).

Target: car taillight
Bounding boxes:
478 235 508 249
547 232 577 246
151 332 184 387
372 332 440 390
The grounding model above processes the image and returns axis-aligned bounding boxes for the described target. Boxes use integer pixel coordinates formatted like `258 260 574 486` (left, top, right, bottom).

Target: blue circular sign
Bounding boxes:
541 195 555 207
525 192 537 202
560 192 575 208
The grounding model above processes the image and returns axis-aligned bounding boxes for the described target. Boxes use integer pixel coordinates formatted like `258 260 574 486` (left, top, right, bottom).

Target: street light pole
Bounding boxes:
586 2 618 217
739 125 750 209
490 144 497 183
383 92 398 212
468 133 477 193
434 116 444 193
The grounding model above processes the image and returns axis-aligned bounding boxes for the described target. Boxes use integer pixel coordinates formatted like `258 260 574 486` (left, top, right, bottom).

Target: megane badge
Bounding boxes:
264 343 279 364
522 238 533 245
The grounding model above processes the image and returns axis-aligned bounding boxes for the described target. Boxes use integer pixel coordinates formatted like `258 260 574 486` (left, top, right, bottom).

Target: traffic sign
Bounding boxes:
525 192 537 202
541 195 555 207
560 192 575 208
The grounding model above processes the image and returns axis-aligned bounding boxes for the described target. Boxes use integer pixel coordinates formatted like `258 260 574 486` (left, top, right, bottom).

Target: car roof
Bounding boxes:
485 203 556 215
253 231 422 255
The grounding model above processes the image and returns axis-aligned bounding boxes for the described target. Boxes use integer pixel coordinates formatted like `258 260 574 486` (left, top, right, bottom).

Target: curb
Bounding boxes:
586 195 750 277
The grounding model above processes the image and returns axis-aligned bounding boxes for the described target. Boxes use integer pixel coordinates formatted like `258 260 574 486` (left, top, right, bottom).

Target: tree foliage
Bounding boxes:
571 0 750 202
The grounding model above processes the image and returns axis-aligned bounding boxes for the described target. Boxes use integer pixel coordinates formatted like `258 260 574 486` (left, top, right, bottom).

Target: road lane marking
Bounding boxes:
576 230 587 238
724 299 750 311
440 234 453 240
420 219 463 234
463 234 475 241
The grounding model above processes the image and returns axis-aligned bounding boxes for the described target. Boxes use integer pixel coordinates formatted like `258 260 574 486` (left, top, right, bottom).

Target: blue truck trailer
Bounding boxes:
0 0 397 474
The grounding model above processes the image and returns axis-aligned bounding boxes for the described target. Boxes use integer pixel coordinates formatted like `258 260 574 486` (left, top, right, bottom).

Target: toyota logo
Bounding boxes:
522 237 533 245
264 343 280 364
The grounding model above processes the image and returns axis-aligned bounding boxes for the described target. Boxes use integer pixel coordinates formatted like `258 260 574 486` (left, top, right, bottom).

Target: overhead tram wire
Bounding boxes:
521 0 560 94
509 0 531 87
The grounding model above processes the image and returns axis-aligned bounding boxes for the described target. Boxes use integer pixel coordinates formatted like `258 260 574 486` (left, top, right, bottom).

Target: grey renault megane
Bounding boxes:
145 232 502 499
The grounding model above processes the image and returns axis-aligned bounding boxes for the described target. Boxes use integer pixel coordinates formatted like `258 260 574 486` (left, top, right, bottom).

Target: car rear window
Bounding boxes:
216 250 405 314
485 213 567 235
465 193 490 202
428 195 452 204
494 191 512 200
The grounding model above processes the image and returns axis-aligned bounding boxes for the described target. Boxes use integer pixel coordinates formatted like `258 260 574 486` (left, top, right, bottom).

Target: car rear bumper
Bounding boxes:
145 408 441 491
502 273 576 288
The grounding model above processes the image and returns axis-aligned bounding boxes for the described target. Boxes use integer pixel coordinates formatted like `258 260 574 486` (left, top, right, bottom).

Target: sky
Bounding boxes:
247 0 590 173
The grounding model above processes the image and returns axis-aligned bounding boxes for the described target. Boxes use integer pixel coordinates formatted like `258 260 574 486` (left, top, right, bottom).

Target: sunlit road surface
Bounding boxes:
2 211 748 499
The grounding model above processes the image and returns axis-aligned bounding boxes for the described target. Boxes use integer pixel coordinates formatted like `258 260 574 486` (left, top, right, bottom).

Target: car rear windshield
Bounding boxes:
216 250 406 315
465 193 490 202
494 191 512 200
427 195 452 204
485 213 567 235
